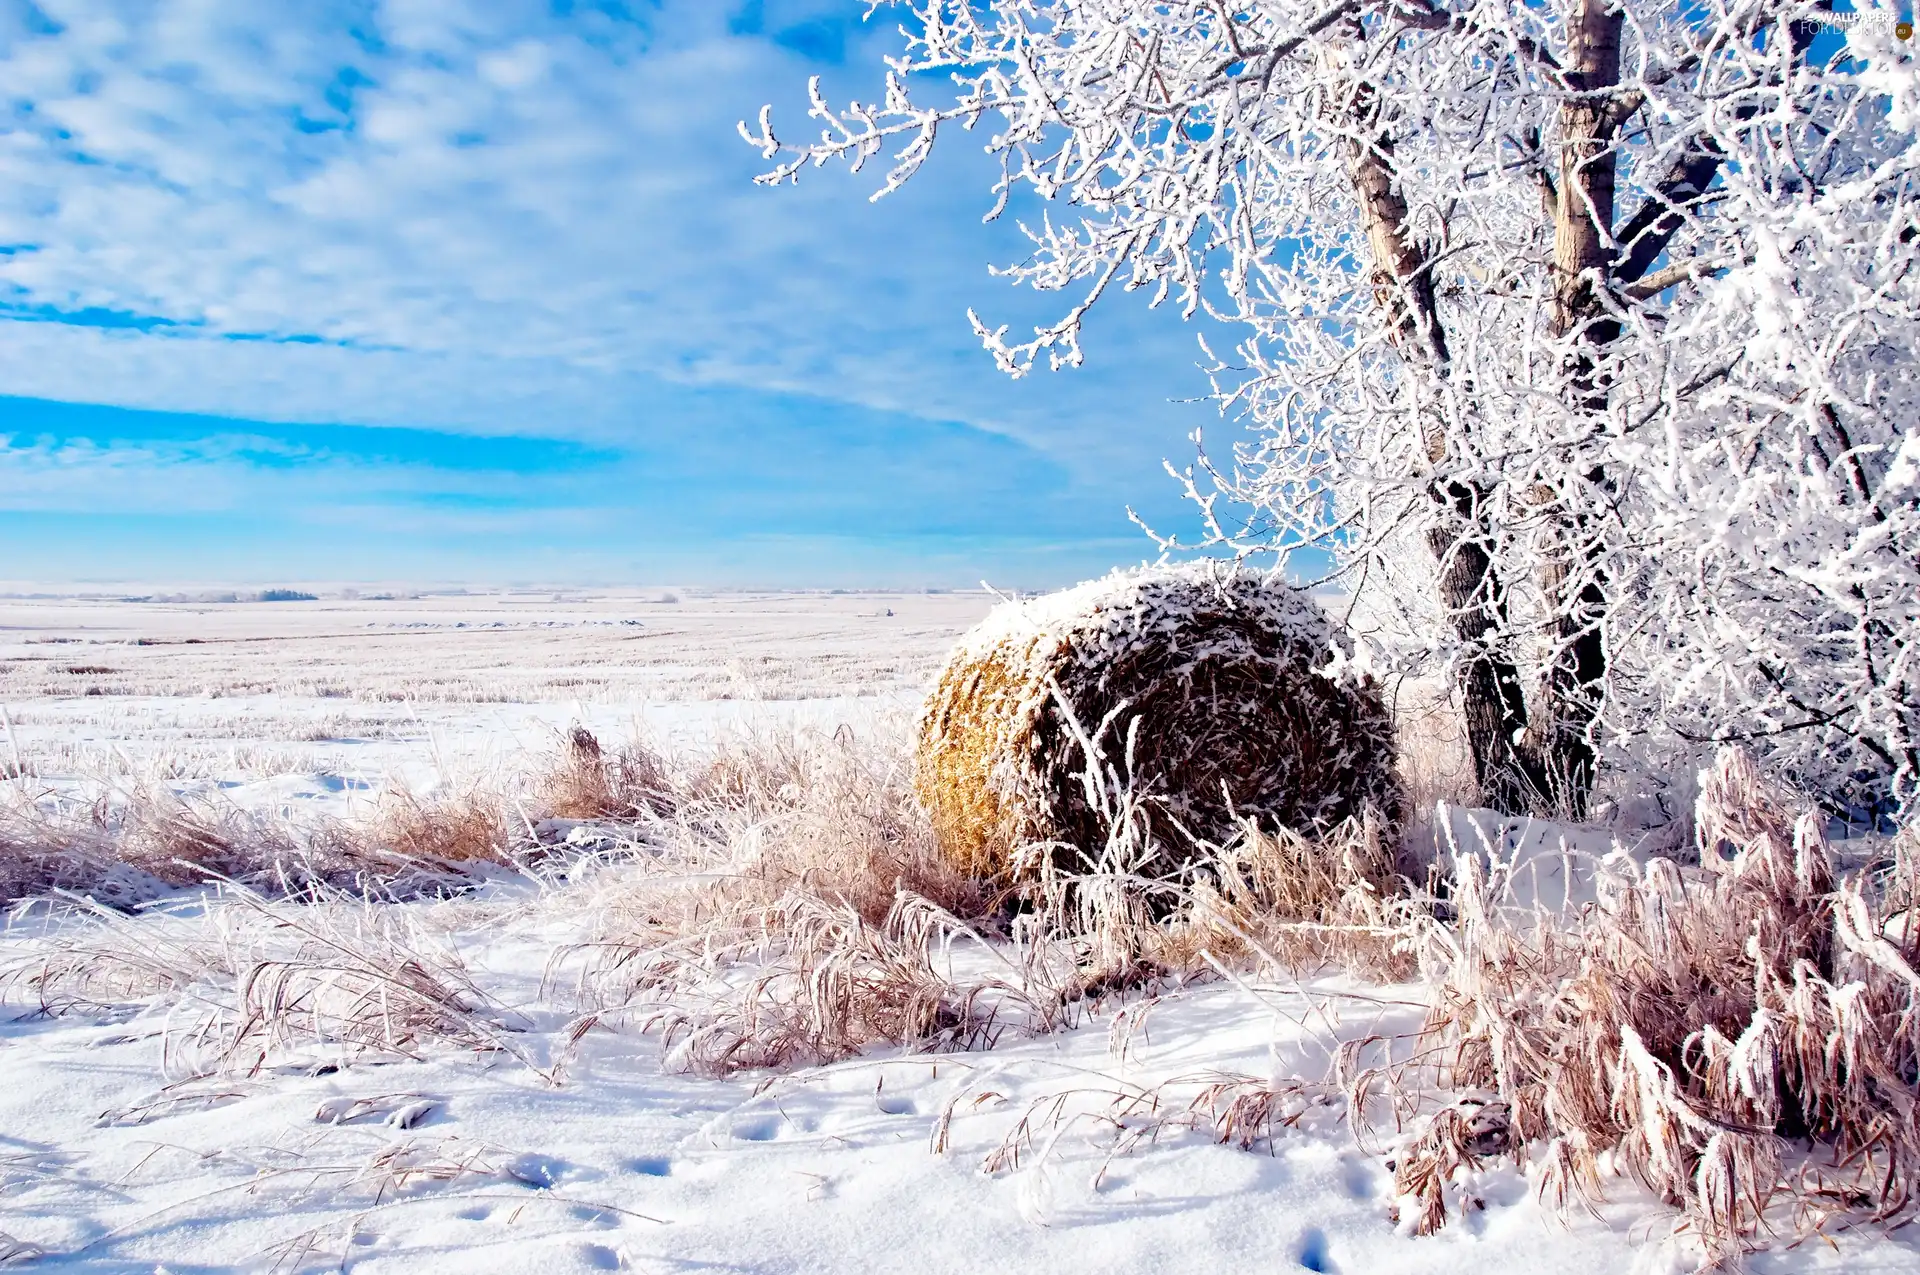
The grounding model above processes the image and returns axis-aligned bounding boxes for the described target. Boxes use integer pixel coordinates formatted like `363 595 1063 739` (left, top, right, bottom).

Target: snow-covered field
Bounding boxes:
0 902 1653 1275
0 587 991 816
0 590 1914 1274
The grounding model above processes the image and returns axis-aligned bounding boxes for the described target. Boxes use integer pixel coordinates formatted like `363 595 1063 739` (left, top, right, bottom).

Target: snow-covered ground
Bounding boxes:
3 882 1916 1275
0 880 1709 1275
1 588 1916 1273
0 587 992 816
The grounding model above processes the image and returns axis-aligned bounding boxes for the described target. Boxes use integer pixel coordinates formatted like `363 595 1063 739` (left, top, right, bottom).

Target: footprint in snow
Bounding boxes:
1339 1155 1377 1200
628 1156 673 1177
731 1117 781 1142
1296 1227 1337 1273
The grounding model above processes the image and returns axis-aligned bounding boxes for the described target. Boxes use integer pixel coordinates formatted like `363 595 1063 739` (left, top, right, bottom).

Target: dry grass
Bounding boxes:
636 891 1014 1076
1 884 531 1081
0 722 1011 1085
0 894 245 1015
1177 815 1419 978
201 897 514 1078
902 736 1920 1263
0 721 646 904
0 786 325 905
536 725 672 821
0 717 1015 1083
542 722 1018 1076
0 781 515 906
674 723 991 925
526 701 1421 1080
519 710 1410 1081
1379 749 1920 1261
363 789 511 865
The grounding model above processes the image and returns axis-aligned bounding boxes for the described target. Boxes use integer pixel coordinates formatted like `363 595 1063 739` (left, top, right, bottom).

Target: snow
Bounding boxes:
0 587 990 820
953 562 1328 664
2 587 1917 1273
0 884 1724 1275
4 883 1915 1273
1429 803 1627 913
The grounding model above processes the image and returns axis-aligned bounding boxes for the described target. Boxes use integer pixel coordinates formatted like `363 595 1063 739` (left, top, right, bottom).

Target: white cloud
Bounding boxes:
0 0 1227 487
0 432 296 511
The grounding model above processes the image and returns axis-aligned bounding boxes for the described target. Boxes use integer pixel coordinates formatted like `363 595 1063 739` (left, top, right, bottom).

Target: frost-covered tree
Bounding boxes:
747 2 1920 820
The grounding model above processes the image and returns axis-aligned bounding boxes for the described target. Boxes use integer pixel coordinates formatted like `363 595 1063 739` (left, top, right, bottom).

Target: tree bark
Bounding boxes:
1426 481 1551 810
1526 0 1625 818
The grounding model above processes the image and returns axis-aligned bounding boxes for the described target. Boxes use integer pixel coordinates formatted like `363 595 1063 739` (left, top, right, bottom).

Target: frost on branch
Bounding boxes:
751 1 1920 822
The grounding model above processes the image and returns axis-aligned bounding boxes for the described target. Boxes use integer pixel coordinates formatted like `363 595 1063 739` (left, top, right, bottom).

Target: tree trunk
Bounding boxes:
1333 27 1546 809
1525 0 1625 818
1427 481 1551 811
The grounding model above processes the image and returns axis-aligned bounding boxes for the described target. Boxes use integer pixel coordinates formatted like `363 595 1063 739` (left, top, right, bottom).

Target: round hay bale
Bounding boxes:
915 562 1399 884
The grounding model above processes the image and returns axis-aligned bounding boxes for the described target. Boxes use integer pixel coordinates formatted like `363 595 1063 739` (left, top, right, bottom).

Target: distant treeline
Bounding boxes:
121 589 321 604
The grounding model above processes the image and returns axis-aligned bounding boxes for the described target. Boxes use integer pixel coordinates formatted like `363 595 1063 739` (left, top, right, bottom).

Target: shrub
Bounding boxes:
1396 748 1920 1259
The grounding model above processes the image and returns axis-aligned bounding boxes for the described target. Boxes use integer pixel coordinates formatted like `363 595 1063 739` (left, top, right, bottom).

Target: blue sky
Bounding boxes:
0 0 1234 587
